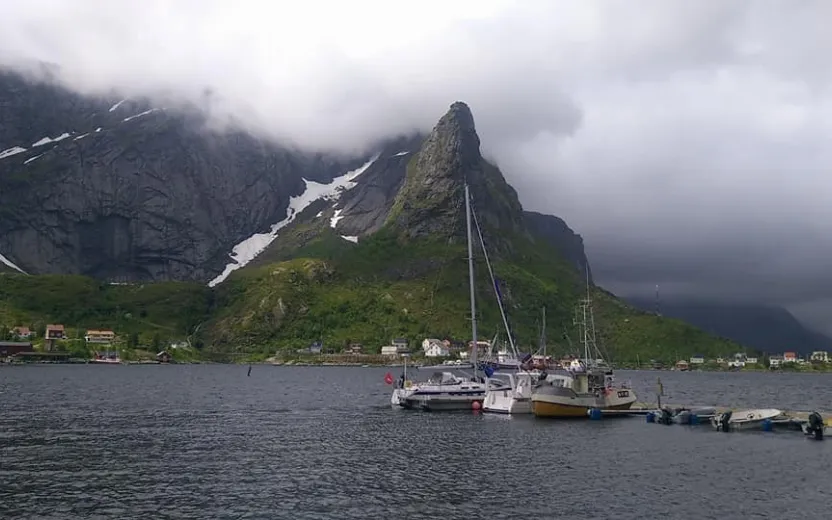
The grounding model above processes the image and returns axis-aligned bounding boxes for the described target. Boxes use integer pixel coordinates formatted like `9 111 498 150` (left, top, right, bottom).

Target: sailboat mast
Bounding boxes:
465 183 478 376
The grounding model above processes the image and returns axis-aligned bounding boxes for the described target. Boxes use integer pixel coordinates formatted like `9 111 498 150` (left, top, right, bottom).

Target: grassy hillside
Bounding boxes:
0 274 212 347
207 226 744 362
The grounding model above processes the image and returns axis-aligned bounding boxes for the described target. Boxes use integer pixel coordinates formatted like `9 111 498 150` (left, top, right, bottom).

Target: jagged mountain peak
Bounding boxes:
386 102 525 244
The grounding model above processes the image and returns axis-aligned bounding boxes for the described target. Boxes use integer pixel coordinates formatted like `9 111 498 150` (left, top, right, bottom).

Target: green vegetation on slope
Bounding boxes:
207 225 745 361
0 274 212 347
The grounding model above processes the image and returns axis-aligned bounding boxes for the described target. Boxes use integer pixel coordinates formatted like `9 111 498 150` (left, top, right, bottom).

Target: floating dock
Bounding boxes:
588 403 832 426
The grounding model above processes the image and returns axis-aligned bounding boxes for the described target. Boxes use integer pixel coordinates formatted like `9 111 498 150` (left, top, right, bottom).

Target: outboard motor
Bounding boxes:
805 411 824 441
658 407 673 425
716 410 733 432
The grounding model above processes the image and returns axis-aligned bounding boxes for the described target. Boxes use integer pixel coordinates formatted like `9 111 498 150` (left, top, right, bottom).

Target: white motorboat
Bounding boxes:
398 371 510 411
711 408 783 431
483 371 539 414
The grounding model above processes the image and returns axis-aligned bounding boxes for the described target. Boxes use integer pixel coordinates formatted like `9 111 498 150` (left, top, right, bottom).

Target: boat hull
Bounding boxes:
531 400 634 417
531 385 638 418
711 409 783 431
401 394 484 411
483 394 532 414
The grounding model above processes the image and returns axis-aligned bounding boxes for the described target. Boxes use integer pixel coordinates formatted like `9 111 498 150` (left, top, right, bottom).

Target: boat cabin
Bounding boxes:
426 372 465 385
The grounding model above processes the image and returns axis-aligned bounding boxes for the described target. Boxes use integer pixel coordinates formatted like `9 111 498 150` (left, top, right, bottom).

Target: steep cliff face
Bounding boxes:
524 211 593 283
385 102 526 247
1 72 593 287
0 70 368 281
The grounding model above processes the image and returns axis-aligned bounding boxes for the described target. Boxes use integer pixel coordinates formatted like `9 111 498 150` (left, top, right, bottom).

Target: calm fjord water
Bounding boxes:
1 366 831 519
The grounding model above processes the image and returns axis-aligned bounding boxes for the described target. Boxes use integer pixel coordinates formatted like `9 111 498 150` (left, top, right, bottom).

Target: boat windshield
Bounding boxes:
426 372 463 385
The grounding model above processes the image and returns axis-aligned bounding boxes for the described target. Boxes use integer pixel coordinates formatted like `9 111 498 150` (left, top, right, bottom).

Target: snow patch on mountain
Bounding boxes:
24 153 45 165
0 147 26 160
0 251 26 274
208 155 378 287
32 133 70 147
330 209 344 229
123 109 161 122
109 99 127 112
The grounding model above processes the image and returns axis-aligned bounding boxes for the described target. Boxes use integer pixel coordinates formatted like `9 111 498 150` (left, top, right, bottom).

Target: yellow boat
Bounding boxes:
531 289 637 418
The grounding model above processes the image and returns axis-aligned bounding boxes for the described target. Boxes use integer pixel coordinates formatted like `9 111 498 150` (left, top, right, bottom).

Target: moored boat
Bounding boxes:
531 288 637 418
389 182 510 411
711 408 783 431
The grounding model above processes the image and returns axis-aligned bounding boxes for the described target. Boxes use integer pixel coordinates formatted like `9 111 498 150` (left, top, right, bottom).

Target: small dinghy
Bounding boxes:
651 407 716 425
711 408 783 432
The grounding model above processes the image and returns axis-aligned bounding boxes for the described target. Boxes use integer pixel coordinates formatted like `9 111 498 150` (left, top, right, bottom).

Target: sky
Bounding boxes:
2 0 832 331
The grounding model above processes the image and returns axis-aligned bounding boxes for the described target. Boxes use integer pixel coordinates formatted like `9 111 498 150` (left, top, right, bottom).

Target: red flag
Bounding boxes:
384 372 394 385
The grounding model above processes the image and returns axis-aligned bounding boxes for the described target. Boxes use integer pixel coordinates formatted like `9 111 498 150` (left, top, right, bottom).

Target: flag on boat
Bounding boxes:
384 372 393 385
483 364 495 378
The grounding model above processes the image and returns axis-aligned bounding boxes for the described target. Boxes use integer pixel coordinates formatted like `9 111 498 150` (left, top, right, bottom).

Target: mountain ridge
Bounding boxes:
201 102 743 360
626 296 831 355
0 75 743 360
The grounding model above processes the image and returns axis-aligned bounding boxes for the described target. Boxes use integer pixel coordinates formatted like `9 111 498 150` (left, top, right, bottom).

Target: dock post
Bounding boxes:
656 377 664 409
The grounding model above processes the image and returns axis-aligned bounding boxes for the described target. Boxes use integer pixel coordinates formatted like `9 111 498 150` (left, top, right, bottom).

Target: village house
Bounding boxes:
44 324 66 351
12 326 32 339
424 342 450 358
810 351 829 363
689 354 705 365
296 341 323 355
381 345 409 356
745 356 758 365
84 329 116 344
675 360 690 371
156 350 172 363
45 324 66 340
728 353 746 368
392 338 409 350
769 355 784 368
422 338 441 351
783 351 798 363
346 343 363 355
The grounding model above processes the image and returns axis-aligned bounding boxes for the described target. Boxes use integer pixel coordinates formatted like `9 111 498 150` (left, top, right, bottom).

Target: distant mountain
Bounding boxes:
625 296 832 355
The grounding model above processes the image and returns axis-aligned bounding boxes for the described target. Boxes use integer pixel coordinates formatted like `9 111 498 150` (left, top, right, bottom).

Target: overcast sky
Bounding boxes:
2 0 832 331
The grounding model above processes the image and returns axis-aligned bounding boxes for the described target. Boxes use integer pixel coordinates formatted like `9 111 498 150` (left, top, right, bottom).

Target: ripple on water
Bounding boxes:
1 366 831 519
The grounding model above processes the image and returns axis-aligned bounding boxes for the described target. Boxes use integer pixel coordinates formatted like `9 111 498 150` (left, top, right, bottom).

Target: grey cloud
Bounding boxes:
1 0 831 329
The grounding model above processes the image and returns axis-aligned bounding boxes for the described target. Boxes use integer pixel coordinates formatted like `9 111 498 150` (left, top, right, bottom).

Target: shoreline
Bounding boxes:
4 357 832 373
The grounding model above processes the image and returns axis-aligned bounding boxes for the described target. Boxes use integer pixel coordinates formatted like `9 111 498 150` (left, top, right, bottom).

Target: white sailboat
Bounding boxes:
483 308 556 414
394 183 509 411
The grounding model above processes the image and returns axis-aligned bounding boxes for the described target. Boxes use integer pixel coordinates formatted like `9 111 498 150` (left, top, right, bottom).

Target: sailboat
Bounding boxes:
395 183 510 411
530 280 637 418
483 308 554 414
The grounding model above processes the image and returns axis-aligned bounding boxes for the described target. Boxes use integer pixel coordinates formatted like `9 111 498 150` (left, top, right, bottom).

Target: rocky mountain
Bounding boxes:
0 71 742 359
0 69 371 282
203 101 739 359
626 296 831 355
